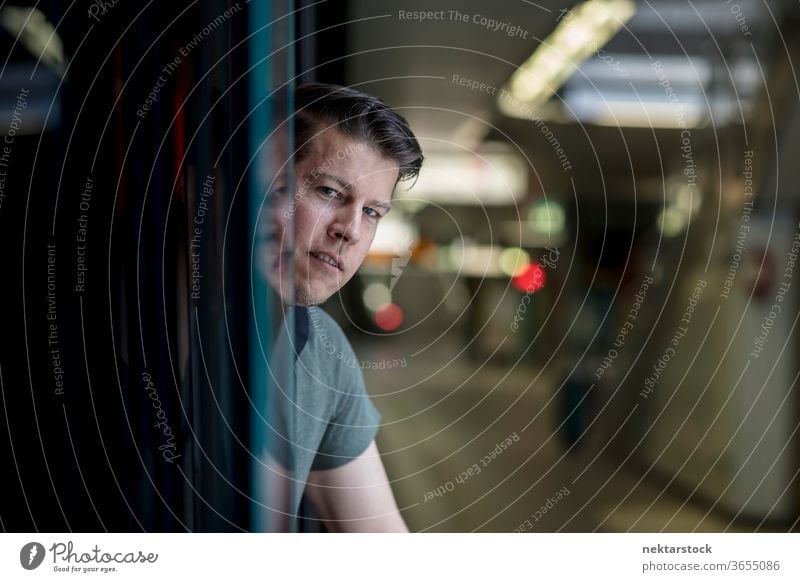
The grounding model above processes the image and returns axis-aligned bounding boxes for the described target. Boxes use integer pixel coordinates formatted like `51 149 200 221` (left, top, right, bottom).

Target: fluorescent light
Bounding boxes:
559 54 711 127
565 90 706 128
501 0 636 113
0 7 66 78
397 148 528 205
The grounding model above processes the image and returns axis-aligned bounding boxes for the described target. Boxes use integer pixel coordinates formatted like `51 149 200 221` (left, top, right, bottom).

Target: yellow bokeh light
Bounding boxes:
363 282 391 312
499 247 531 277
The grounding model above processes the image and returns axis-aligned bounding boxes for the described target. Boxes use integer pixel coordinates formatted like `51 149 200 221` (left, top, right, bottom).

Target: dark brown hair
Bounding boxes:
294 83 423 183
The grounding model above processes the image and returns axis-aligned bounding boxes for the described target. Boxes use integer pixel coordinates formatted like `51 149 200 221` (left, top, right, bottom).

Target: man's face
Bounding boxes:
263 126 400 306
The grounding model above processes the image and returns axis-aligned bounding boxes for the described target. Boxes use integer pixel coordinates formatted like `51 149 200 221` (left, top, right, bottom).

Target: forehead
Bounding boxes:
301 126 400 197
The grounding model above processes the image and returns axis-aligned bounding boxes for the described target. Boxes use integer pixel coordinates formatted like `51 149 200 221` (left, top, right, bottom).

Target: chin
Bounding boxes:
293 284 335 307
268 268 353 306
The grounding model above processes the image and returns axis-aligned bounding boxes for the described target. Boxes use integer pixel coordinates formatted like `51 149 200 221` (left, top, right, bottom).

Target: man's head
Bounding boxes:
264 83 423 306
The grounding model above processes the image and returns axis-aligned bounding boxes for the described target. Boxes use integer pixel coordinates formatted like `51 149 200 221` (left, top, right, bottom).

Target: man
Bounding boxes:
259 83 423 532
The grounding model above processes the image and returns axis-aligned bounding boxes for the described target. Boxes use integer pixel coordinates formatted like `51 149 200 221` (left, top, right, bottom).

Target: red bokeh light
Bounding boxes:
512 263 546 293
375 303 403 331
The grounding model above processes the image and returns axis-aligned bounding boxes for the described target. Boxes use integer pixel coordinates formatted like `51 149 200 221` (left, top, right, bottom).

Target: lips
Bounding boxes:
309 250 343 271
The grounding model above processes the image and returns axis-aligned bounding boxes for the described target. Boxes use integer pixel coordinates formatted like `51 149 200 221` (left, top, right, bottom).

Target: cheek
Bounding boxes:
294 201 333 242
361 227 379 249
347 235 376 270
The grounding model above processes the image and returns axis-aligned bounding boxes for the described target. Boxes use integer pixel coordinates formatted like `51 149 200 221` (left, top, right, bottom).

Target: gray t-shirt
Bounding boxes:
266 306 381 521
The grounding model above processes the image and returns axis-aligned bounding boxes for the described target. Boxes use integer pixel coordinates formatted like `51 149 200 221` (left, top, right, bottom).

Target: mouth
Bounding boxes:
309 250 343 272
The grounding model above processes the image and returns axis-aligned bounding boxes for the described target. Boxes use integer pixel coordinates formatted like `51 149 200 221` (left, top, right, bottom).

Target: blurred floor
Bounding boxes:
359 337 756 533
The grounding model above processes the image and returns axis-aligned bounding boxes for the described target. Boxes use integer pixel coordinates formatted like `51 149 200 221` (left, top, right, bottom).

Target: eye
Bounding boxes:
267 185 288 199
363 207 382 218
318 186 340 198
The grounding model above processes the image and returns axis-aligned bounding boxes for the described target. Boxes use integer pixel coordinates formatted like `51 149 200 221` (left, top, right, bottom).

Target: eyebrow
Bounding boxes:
315 172 351 191
369 200 392 212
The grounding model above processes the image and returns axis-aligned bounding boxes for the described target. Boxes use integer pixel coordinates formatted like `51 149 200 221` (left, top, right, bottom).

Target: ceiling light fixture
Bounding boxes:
500 0 636 116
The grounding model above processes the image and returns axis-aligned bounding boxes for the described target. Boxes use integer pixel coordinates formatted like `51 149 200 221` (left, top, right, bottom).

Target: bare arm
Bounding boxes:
305 440 408 532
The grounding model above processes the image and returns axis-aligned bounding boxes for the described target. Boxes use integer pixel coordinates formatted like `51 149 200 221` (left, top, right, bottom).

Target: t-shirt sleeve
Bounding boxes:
311 343 381 471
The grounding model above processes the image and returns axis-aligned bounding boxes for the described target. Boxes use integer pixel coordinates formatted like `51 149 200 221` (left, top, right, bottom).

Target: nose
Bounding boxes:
328 203 362 245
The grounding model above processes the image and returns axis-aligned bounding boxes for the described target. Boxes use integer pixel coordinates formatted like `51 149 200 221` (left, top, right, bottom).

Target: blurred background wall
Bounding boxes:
309 0 800 532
